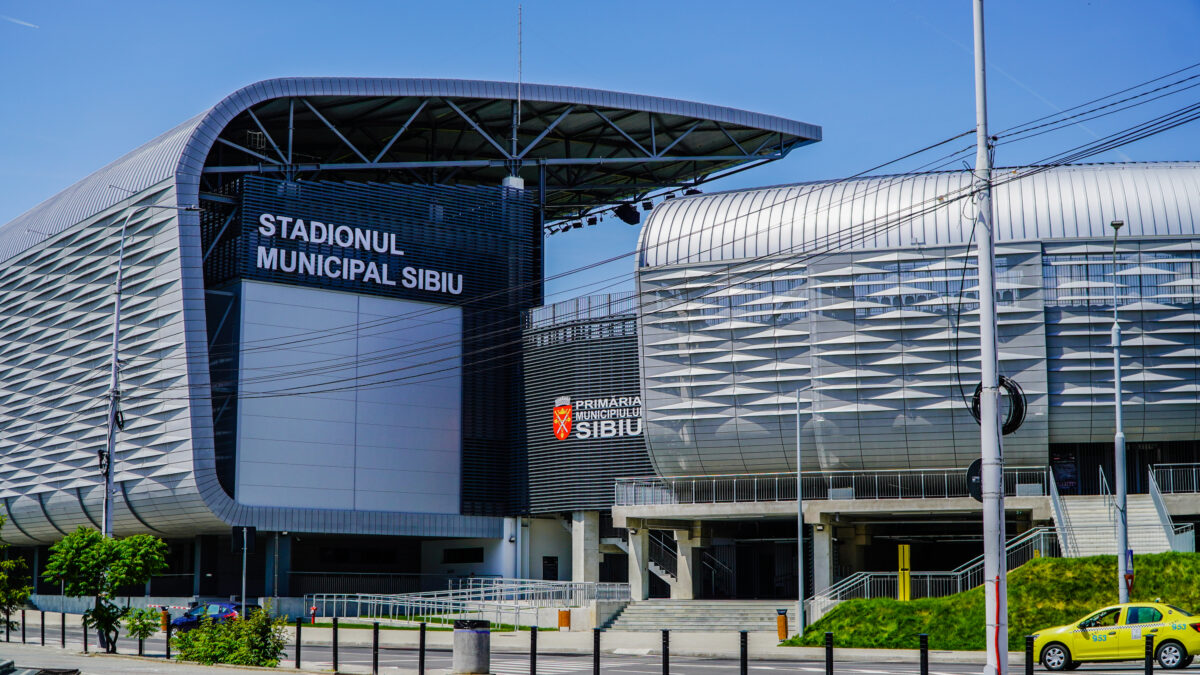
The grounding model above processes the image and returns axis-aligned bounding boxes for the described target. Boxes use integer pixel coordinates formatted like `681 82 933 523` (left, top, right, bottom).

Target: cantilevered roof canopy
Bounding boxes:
195 79 821 224
1 78 819 262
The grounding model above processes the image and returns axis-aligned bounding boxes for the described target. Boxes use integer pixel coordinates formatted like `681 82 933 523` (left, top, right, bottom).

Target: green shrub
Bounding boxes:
172 605 289 667
783 553 1200 651
124 607 161 642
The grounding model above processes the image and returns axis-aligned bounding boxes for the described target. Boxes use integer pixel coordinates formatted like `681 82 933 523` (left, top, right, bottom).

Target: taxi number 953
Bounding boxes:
1092 634 1108 642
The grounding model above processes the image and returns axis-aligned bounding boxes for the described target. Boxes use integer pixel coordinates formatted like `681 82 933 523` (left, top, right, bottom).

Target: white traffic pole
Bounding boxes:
1111 220 1129 603
971 2 1008 675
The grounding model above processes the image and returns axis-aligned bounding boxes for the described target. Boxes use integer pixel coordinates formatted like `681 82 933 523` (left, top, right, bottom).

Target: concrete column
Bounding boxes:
571 511 600 583
813 520 833 593
671 531 697 600
627 528 650 601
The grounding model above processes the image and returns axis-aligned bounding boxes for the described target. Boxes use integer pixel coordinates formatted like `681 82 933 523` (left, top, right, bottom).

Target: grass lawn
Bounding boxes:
781 552 1200 651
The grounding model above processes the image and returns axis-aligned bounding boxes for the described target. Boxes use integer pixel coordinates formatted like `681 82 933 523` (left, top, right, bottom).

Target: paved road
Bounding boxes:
0 625 1179 675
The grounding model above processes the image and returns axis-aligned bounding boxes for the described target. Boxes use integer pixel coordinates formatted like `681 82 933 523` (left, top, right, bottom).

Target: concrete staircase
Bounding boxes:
1055 494 1172 555
604 599 787 632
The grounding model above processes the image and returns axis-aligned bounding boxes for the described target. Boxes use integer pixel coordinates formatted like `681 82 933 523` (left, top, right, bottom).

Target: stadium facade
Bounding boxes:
6 75 1200 610
0 78 818 602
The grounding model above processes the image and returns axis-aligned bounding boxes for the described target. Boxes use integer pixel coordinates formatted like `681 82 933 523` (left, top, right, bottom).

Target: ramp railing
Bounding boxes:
804 526 1060 623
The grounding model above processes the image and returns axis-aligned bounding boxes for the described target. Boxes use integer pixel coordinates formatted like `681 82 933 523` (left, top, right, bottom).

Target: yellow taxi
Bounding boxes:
1035 602 1200 671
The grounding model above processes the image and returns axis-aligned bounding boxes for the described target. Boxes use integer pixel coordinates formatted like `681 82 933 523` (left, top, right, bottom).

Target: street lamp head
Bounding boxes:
1111 220 1125 232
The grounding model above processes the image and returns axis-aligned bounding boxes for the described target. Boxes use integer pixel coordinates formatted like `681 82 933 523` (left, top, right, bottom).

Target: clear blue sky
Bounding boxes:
1 1 1197 300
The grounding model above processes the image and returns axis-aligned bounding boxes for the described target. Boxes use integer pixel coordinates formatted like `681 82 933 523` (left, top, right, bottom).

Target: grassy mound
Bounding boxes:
782 553 1200 651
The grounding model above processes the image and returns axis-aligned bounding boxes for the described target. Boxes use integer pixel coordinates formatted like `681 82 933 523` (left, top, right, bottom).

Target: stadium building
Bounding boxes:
0 78 818 608
535 162 1200 612
7 76 1200 619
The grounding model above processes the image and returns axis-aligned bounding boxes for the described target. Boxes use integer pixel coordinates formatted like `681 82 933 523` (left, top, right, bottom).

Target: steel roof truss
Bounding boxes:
443 98 514 160
301 97 370 164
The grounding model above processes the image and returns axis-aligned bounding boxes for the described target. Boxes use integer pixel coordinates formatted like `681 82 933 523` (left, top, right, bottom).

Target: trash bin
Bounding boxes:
452 619 490 674
558 609 571 630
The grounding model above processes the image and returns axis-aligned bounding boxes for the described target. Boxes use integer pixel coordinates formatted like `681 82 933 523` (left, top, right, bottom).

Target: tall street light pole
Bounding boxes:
101 201 199 538
1110 219 1129 603
795 386 812 634
971 2 1008 674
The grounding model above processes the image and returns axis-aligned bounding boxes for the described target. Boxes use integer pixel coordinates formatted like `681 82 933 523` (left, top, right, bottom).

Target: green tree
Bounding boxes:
0 515 33 629
42 527 168 653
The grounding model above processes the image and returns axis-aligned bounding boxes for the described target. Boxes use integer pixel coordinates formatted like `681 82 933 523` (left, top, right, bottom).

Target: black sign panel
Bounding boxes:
238 176 529 307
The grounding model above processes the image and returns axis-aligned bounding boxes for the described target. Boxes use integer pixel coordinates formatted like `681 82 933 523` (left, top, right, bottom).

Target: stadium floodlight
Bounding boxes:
572 221 583 230
586 216 598 226
684 188 702 195
641 200 654 211
614 203 640 225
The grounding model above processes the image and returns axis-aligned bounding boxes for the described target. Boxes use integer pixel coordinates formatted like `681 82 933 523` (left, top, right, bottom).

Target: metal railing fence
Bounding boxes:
305 578 630 629
805 526 1060 622
1153 463 1200 494
524 292 637 329
615 466 1049 506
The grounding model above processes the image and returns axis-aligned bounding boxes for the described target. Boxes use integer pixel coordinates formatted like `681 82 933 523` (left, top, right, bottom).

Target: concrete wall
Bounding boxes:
420 537 511 579
526 518 572 581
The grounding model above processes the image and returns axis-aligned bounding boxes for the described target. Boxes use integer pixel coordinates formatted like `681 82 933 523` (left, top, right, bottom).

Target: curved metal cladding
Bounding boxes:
635 163 1200 477
0 77 814 543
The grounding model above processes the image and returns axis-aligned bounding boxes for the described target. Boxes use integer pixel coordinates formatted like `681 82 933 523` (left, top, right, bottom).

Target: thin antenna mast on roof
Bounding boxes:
510 4 522 164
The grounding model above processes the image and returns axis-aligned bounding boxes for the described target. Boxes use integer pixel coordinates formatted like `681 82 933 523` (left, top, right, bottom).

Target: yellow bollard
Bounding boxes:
776 609 788 641
898 544 911 601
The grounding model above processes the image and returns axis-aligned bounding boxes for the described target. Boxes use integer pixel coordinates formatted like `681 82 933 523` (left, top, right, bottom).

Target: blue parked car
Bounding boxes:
170 602 259 632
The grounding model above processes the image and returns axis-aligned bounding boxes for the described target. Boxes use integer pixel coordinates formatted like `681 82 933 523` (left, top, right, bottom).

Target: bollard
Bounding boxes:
5 611 9 642
295 617 302 668
662 629 669 675
776 609 788 642
1025 636 1034 675
83 617 88 653
21 609 25 643
1145 634 1154 675
452 619 490 675
419 622 427 674
825 632 834 675
593 628 601 675
531 626 538 675
161 608 169 632
740 631 748 675
166 623 172 659
332 617 339 673
40 610 44 646
138 636 144 657
372 622 379 675
919 634 928 675
60 612 65 648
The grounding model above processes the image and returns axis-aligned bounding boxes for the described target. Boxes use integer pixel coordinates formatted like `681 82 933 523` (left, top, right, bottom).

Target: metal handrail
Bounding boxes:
1098 466 1119 524
1048 472 1078 557
1147 468 1178 546
804 527 1060 622
615 466 1049 506
647 530 678 578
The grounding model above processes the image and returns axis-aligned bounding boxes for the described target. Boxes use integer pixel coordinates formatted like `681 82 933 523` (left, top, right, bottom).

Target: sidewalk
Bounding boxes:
288 623 1024 664
10 611 1025 665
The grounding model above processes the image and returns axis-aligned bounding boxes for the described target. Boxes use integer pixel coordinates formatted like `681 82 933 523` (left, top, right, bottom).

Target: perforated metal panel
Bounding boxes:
523 306 654 513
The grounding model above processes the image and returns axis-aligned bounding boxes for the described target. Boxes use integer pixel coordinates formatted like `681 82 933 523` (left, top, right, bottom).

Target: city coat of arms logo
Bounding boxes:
553 396 572 440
